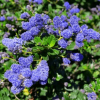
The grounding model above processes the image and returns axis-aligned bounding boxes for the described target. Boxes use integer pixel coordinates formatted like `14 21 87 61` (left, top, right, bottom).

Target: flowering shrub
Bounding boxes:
0 0 100 99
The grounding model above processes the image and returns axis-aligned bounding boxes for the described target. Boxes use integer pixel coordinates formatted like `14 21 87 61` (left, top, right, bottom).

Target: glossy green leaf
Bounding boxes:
93 71 99 78
63 92 70 100
34 36 42 45
56 73 63 81
40 88 47 96
84 84 93 92
49 39 56 47
48 4 52 12
67 42 75 50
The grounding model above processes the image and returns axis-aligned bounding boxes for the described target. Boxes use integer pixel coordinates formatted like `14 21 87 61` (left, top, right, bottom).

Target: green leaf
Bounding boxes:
62 10 67 16
34 36 42 45
32 46 44 52
91 81 95 89
47 49 59 56
56 73 63 81
41 54 49 60
52 49 59 55
56 5 63 9
47 35 55 43
77 73 84 80
40 88 47 96
0 87 10 98
96 78 100 84
70 90 78 99
63 92 70 100
77 92 86 100
0 97 3 100
37 5 43 13
3 60 14 71
42 36 49 45
48 4 52 12
84 84 93 92
67 42 75 50
43 0 47 3
0 74 4 79
3 96 11 100
49 38 56 47
93 71 99 78
34 53 40 60
96 84 100 92
48 78 52 84
42 35 56 46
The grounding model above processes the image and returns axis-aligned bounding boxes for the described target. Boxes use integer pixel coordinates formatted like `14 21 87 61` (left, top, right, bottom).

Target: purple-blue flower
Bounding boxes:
53 16 62 29
70 8 80 14
20 12 30 19
33 0 43 4
7 16 14 21
61 29 72 39
18 55 33 68
62 58 71 65
2 38 25 53
81 24 88 31
42 14 50 24
69 15 79 25
4 70 13 79
75 41 84 47
31 69 40 82
8 73 19 83
22 22 32 30
23 79 33 87
72 24 81 33
37 60 49 71
64 2 70 10
11 64 23 73
39 67 49 81
30 27 40 36
76 33 84 42
12 79 22 87
58 38 68 49
0 16 5 21
39 79 48 85
33 14 44 29
70 53 83 62
20 68 32 78
11 86 25 94
21 31 33 41
29 17 35 27
87 92 97 100
61 15 67 22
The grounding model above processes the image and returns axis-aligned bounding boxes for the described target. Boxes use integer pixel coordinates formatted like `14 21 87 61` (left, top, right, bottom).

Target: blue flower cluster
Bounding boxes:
56 14 100 48
70 53 83 62
0 52 9 63
64 2 70 10
62 52 83 66
4 55 49 94
53 16 68 30
29 0 43 4
58 38 68 49
2 38 25 54
1 1 100 97
20 12 30 19
64 2 80 17
36 60 49 85
0 16 5 21
87 92 97 100
7 16 14 21
62 58 71 65
21 14 49 41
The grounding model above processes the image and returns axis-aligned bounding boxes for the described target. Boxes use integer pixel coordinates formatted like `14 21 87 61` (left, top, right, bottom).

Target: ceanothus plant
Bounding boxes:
1 0 100 99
